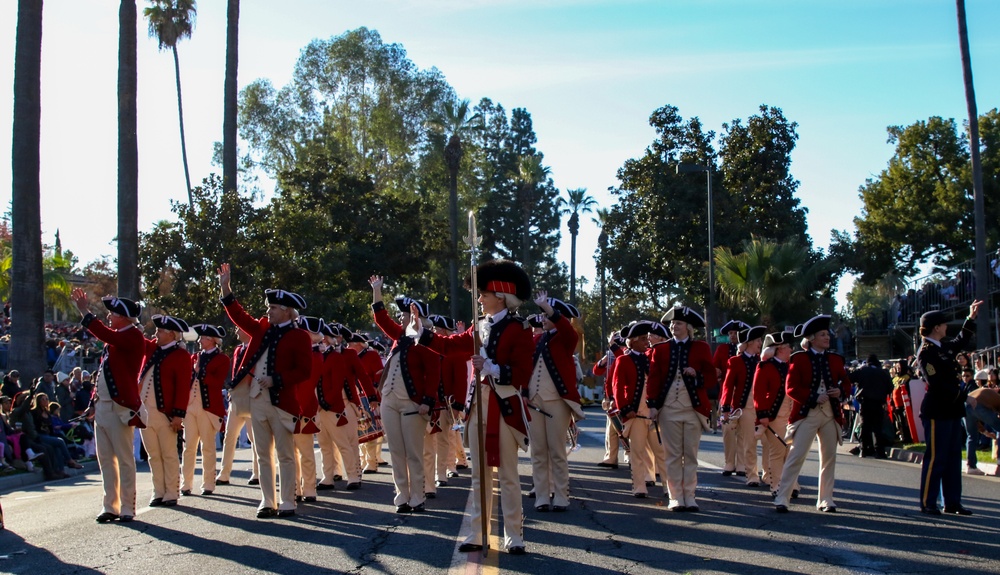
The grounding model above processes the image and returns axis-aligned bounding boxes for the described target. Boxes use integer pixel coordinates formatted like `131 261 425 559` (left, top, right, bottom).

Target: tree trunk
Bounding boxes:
173 45 193 209
956 0 990 348
448 167 460 319
569 211 578 304
222 0 240 193
117 0 140 301
10 0 46 379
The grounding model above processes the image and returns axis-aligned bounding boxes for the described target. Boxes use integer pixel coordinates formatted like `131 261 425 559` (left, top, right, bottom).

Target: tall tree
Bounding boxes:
118 0 140 301
563 188 597 304
956 0 989 348
222 0 239 193
144 0 197 208
515 153 551 276
10 0 46 378
427 98 481 319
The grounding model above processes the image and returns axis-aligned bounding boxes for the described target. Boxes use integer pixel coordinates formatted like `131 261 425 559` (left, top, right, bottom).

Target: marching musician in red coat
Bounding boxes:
719 325 766 485
182 324 229 497
612 321 664 498
139 314 193 508
218 263 313 519
646 306 717 512
347 331 386 474
527 294 584 512
216 327 259 486
293 316 325 503
595 332 625 469
418 259 533 556
429 316 471 478
369 279 441 514
753 331 799 498
317 323 376 490
422 315 465 497
774 314 851 513
72 289 147 524
713 320 749 434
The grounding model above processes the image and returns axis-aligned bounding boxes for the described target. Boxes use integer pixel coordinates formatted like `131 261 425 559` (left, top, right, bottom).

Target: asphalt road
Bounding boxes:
1 409 998 574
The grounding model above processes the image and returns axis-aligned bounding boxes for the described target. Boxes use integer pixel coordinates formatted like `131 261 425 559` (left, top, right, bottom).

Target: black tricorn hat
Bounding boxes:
661 306 705 328
738 326 767 344
648 321 669 339
719 319 750 334
370 340 387 354
763 331 796 349
297 316 324 334
546 297 581 319
620 320 652 340
192 324 226 338
472 259 531 302
152 314 190 333
527 314 544 328
265 289 306 310
102 296 142 318
793 314 831 338
427 314 457 331
394 296 430 318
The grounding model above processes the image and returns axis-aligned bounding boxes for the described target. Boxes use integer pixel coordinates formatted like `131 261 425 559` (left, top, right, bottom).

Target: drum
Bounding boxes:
357 395 384 444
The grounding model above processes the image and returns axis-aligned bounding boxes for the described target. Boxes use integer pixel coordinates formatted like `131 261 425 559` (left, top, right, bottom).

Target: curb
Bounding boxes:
0 460 100 494
884 447 999 476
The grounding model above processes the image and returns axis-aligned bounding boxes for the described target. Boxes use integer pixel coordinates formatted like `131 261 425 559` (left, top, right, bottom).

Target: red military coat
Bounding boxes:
320 347 376 414
356 348 384 392
81 315 146 426
720 353 759 411
611 350 648 420
531 312 582 404
191 348 229 418
140 341 192 419
371 302 440 407
645 339 716 418
786 349 851 425
753 358 788 421
223 294 312 417
441 351 471 407
294 347 323 434
713 342 738 381
594 345 624 404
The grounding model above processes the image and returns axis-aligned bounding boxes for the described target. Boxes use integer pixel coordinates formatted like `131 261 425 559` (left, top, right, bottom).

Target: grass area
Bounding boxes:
901 443 996 464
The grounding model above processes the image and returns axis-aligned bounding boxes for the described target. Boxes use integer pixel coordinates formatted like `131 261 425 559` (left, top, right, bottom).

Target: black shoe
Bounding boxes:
201 490 213 496
459 543 483 552
775 505 789 513
687 506 700 513
645 480 654 487
411 503 425 513
378 462 389 467
181 490 192 497
633 492 647 498
425 492 436 499
735 471 747 477
819 506 837 513
552 505 567 512
257 507 278 518
920 506 942 516
333 474 343 482
303 496 317 502
396 504 412 513
791 489 799 499
527 491 536 499
944 506 973 516
447 471 459 478
162 499 177 507
849 446 861 455
362 469 378 475
508 546 526 556
771 491 778 500
248 478 260 485
722 470 733 477
96 512 119 523
597 462 619 469
295 495 303 502
747 482 760 488
148 498 164 507
345 483 360 491
669 505 685 512
455 464 469 470
535 504 550 512
277 509 296 518
316 483 336 491
435 480 448 487
118 515 134 523
215 479 230 485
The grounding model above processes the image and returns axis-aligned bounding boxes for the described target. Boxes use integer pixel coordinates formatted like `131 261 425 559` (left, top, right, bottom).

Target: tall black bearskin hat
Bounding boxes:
468 259 531 302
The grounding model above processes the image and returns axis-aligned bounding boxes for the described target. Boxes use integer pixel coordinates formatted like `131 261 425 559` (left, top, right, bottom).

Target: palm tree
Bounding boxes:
118 0 140 301
222 0 239 193
144 0 197 209
427 99 481 319
515 154 550 275
562 188 597 304
956 0 989 348
10 0 46 377
714 237 831 326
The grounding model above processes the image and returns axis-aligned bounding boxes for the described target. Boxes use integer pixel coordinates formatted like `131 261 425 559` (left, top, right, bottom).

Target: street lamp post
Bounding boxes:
598 227 608 348
676 163 714 349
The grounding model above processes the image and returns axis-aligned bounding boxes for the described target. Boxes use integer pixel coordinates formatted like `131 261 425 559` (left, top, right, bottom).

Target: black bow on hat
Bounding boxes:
192 324 226 339
265 289 307 310
102 296 142 318
152 314 190 333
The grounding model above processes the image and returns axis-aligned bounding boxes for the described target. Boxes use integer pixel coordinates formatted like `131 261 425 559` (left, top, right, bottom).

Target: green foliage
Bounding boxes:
837 110 1000 282
143 0 196 51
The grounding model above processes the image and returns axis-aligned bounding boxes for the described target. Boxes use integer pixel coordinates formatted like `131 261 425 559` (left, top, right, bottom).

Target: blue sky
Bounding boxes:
1 0 998 306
